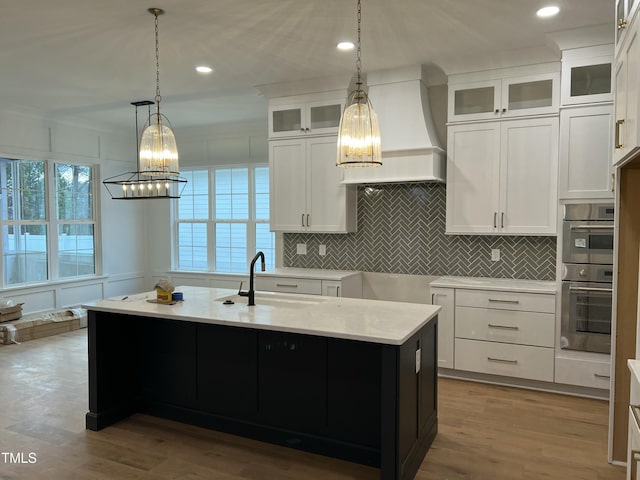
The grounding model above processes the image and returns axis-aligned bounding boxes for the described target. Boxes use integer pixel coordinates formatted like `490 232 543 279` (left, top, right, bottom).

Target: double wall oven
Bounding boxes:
561 203 614 354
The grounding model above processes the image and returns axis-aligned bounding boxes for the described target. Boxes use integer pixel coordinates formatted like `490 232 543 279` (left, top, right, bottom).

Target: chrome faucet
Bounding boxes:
238 251 266 306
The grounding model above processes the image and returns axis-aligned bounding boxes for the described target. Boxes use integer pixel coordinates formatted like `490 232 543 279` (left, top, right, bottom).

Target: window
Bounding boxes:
0 158 97 286
176 165 275 274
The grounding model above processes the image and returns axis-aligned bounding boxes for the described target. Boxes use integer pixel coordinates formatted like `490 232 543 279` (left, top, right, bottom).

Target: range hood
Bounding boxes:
342 65 445 184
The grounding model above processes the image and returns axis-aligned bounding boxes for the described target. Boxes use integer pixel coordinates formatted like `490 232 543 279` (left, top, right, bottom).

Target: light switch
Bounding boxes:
319 244 326 256
296 243 307 255
491 249 500 261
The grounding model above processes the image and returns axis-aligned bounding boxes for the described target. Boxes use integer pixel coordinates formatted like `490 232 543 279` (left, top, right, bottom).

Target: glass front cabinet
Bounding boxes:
561 45 613 106
268 97 344 138
448 68 559 123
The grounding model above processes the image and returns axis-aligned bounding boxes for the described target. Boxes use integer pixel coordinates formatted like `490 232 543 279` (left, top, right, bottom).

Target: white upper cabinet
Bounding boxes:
559 105 614 199
616 0 640 55
269 136 357 233
614 8 640 166
448 65 560 123
268 93 344 139
561 45 613 106
446 117 558 235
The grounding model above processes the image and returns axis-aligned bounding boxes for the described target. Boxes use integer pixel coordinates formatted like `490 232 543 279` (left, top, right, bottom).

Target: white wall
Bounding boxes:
0 107 147 313
145 122 269 288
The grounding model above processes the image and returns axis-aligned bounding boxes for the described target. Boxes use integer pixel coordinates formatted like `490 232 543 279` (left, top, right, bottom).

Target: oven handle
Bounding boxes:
569 225 613 231
568 286 613 293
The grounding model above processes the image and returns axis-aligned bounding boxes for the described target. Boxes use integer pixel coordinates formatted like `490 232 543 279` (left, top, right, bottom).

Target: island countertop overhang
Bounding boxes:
83 286 440 345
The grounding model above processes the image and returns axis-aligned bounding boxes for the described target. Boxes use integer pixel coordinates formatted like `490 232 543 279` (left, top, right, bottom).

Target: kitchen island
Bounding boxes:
83 286 440 480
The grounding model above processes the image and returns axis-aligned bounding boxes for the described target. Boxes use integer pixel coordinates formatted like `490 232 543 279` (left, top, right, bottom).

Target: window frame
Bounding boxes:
173 163 274 274
0 156 101 288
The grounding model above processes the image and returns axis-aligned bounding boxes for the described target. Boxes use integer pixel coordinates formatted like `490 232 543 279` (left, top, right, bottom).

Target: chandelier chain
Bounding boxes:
154 12 162 109
356 0 362 92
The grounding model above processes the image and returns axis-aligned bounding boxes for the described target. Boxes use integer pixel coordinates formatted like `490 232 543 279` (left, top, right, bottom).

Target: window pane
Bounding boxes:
0 159 46 221
3 224 48 284
58 224 95 277
177 222 208 270
215 168 248 220
215 223 247 273
255 166 270 220
255 223 275 270
179 170 208 220
55 164 93 220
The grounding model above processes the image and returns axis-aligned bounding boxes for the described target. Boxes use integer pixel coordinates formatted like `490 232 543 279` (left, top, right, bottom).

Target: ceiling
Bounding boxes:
0 0 614 132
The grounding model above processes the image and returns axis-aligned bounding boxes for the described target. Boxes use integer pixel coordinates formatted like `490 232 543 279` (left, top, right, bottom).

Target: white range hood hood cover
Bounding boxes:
342 65 445 184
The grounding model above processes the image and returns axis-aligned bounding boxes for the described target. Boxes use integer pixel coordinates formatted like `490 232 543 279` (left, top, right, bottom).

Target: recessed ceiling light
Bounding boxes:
196 65 213 74
337 41 355 51
536 6 560 17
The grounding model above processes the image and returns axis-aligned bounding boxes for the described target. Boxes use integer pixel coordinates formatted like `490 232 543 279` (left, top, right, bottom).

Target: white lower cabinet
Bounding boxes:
431 287 455 369
256 269 363 298
555 355 611 389
453 288 556 382
455 339 554 382
430 278 558 387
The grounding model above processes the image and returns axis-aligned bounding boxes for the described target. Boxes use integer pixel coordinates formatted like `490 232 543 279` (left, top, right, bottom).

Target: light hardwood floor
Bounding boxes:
0 329 625 479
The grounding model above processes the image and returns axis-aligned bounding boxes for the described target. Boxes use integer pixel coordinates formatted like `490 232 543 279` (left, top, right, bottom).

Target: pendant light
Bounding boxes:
102 8 187 200
102 101 187 200
139 7 179 177
336 0 382 168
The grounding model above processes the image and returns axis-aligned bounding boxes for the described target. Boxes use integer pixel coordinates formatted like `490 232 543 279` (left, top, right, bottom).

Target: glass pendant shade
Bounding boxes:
336 94 382 167
139 113 179 176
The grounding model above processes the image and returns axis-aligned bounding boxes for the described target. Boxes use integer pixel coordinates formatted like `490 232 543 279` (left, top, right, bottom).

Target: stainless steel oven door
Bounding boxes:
562 220 614 264
561 281 612 354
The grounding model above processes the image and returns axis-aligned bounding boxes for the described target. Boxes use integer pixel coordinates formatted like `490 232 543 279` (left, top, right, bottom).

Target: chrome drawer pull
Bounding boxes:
488 299 520 304
276 283 298 288
488 324 519 331
593 373 610 379
487 357 518 365
568 286 612 293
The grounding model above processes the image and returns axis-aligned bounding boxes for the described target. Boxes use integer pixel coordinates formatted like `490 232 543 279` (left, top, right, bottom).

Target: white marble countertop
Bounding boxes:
83 286 439 345
429 276 557 294
255 268 361 281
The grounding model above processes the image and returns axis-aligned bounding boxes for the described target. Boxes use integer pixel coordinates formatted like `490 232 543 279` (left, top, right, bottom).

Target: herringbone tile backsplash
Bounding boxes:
283 184 556 280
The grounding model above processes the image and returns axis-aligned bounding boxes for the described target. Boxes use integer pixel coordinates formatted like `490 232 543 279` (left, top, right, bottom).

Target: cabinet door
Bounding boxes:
269 139 307 232
197 324 258 417
615 23 640 165
431 287 454 369
322 280 342 297
258 331 327 433
307 136 356 233
446 123 501 234
269 104 304 138
306 100 343 136
499 117 558 235
501 73 559 118
559 105 613 199
561 55 613 106
140 318 197 407
614 49 629 166
448 79 501 122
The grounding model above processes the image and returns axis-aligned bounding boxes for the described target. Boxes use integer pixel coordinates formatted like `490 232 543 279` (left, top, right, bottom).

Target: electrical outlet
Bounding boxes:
319 244 326 256
491 248 500 262
296 243 307 255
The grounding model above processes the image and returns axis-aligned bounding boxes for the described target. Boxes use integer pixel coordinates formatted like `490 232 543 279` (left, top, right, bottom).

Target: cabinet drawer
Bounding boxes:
255 276 322 295
554 356 610 389
455 289 555 313
455 306 554 347
454 338 554 382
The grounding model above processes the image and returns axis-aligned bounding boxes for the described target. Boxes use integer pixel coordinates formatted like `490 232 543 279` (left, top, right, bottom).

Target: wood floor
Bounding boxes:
0 329 625 479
